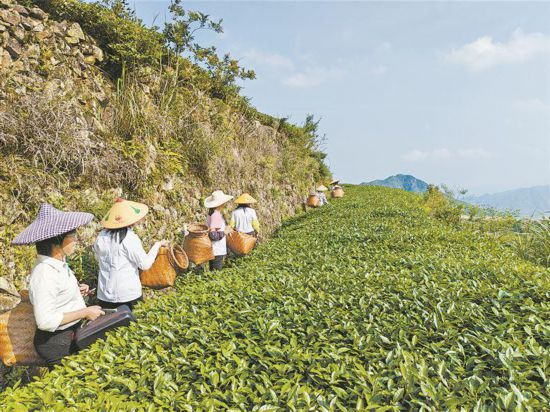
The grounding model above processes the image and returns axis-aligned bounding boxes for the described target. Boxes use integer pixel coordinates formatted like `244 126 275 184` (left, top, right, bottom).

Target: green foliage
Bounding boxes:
26 0 254 99
511 218 550 267
422 185 463 224
27 0 165 76
164 0 254 84
1 186 548 409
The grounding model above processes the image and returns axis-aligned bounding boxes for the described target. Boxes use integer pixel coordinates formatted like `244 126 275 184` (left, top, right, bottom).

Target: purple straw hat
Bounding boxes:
12 203 94 245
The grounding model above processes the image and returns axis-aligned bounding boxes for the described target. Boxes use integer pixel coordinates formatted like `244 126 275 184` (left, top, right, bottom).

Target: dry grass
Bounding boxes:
512 218 550 267
0 92 145 192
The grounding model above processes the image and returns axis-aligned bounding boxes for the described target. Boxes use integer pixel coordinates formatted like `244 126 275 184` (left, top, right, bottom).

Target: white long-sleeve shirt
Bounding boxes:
94 228 162 303
230 207 259 233
28 255 86 332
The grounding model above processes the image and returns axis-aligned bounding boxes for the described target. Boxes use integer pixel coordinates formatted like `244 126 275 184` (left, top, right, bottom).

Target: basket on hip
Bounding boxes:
227 231 256 256
0 291 46 367
140 244 188 289
183 224 215 265
307 195 320 208
331 187 344 198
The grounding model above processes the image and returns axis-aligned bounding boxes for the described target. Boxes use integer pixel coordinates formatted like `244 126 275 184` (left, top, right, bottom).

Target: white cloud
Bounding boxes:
513 98 550 113
375 42 392 53
240 48 346 88
456 148 495 159
445 28 550 71
402 148 452 161
402 148 495 162
241 49 295 71
368 64 387 76
283 67 346 88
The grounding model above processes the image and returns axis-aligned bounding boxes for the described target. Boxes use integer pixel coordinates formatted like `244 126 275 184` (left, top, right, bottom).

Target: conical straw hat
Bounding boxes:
101 198 149 229
316 185 328 192
204 190 233 208
235 193 258 204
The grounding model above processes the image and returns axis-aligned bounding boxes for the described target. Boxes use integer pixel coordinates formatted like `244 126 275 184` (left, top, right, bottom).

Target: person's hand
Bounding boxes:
159 240 170 247
224 226 233 234
79 284 90 296
85 306 105 321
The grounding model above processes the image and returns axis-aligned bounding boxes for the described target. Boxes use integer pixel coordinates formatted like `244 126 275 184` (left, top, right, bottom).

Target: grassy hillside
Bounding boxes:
1 186 548 410
0 0 329 293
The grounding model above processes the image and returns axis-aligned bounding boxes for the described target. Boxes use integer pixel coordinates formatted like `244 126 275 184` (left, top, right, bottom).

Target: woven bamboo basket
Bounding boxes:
140 245 188 289
183 224 214 265
0 291 46 366
307 194 320 208
227 231 257 256
331 187 344 198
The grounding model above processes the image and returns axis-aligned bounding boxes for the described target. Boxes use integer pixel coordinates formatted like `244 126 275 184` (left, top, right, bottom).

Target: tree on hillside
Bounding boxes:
163 0 255 98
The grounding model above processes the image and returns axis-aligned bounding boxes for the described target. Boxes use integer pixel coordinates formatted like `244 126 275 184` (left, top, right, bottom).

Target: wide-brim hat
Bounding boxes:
101 198 149 229
316 185 329 192
204 190 233 208
12 203 94 245
235 193 257 205
331 180 340 185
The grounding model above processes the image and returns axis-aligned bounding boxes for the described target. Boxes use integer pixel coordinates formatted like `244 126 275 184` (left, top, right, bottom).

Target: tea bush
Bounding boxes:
1 186 549 410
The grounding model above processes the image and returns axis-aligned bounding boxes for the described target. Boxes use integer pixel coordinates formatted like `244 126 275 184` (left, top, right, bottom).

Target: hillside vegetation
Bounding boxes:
1 186 548 410
0 0 329 293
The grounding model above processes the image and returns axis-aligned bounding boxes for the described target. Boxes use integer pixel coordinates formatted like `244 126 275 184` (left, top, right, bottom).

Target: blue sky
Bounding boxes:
130 1 550 194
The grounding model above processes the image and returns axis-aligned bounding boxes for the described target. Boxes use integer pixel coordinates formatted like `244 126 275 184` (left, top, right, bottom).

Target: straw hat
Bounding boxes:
204 190 234 209
316 185 328 192
101 198 149 229
12 203 94 245
235 193 258 205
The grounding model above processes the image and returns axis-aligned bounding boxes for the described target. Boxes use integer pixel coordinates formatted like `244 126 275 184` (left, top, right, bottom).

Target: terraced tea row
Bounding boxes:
1 186 548 410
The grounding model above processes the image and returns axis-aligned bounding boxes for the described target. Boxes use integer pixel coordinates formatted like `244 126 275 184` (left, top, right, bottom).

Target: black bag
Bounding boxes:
74 305 136 350
208 230 225 241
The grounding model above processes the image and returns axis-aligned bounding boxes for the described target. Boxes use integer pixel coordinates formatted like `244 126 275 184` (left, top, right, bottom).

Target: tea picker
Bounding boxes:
330 180 345 198
228 193 259 256
316 185 329 206
204 190 234 271
7 204 105 368
94 198 169 310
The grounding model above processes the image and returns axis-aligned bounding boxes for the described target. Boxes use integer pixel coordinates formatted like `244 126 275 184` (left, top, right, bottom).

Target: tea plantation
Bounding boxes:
1 186 549 410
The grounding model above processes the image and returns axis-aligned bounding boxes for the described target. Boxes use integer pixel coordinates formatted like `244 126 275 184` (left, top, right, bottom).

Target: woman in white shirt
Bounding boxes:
230 193 260 236
94 198 167 309
12 203 105 368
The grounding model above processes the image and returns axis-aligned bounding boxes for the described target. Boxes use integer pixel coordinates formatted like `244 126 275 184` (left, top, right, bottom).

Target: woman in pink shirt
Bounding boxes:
204 190 234 271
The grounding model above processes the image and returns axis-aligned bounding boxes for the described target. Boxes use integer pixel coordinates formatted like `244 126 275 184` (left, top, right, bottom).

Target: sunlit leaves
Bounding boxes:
1 186 549 410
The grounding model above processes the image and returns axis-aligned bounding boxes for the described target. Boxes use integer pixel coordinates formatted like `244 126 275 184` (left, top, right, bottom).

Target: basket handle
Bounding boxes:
168 244 186 270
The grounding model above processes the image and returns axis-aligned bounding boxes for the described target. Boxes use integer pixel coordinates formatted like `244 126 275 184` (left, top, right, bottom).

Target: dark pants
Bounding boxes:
34 322 81 370
209 255 224 271
97 296 142 310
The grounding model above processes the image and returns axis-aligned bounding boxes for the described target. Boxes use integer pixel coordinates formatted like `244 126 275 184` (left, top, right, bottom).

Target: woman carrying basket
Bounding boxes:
204 190 234 271
230 193 260 237
317 185 329 206
12 204 104 368
94 198 168 310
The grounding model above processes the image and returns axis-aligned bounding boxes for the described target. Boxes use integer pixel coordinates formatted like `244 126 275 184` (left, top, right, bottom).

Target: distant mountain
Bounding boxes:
361 174 429 193
464 185 550 217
